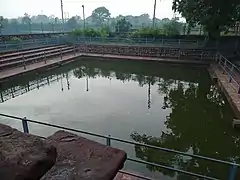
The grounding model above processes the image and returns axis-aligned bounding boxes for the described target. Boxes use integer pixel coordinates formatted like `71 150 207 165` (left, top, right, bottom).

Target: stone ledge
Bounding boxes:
41 130 127 180
0 123 57 180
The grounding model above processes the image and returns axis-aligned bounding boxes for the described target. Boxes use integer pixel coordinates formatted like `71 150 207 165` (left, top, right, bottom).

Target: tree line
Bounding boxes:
172 0 240 38
0 6 197 36
1 0 240 38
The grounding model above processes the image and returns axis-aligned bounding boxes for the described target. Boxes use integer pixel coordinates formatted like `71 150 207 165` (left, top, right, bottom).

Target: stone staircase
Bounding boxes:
0 45 75 71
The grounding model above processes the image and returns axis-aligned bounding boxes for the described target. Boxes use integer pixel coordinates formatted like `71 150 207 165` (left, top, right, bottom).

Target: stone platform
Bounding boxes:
209 64 240 119
0 123 127 180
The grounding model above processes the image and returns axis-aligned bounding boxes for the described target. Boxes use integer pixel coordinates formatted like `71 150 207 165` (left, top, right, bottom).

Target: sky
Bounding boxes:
0 0 175 19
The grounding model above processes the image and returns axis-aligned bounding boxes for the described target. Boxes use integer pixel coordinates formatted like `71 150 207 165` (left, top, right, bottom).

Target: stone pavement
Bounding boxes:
41 131 126 180
0 123 127 180
0 52 81 82
114 171 145 180
0 123 57 180
210 64 240 118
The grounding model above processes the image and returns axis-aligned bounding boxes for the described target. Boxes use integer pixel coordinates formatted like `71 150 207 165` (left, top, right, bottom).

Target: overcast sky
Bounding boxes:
1 0 175 19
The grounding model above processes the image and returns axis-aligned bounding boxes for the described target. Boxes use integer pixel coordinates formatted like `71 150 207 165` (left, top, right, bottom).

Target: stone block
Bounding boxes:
41 130 127 180
0 123 57 180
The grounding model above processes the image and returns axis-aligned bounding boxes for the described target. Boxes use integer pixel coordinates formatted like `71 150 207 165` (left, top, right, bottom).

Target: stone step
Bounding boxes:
0 123 57 180
41 130 127 180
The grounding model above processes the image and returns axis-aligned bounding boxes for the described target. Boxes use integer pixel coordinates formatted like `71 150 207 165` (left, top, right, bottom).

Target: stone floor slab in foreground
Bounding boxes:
0 123 57 180
41 130 127 180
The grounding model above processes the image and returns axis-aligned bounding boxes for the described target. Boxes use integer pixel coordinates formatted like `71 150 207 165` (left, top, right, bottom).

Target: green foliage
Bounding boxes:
0 16 9 34
115 18 132 34
9 36 22 42
172 0 240 38
99 26 110 38
71 29 83 36
71 28 101 37
131 27 164 38
67 17 78 29
22 13 31 24
0 16 4 31
162 20 182 36
3 4 239 36
84 28 100 37
131 19 182 38
91 6 111 26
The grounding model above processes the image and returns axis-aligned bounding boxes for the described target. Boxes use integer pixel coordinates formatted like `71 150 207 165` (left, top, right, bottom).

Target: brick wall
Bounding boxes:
77 44 216 61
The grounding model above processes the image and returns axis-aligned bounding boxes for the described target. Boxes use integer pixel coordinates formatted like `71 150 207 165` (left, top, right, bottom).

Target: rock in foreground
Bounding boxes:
41 130 127 180
0 123 57 180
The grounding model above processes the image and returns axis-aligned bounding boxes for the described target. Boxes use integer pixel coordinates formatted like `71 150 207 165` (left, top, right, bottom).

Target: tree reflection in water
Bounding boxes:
131 79 240 180
72 59 240 179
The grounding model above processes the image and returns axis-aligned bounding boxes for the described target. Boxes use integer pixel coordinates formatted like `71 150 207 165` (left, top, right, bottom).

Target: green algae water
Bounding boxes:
0 57 240 179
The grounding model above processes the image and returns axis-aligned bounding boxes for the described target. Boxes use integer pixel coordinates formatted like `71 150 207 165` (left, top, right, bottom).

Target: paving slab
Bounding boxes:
210 64 240 118
0 123 57 180
41 130 127 180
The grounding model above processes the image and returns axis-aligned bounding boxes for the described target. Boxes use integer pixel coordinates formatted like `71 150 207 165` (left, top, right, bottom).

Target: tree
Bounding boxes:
54 17 59 24
91 6 111 26
10 18 19 33
22 13 31 24
99 26 110 38
0 16 4 34
67 17 77 29
31 14 49 23
0 16 9 35
131 27 164 38
172 0 240 38
115 18 132 33
162 19 182 36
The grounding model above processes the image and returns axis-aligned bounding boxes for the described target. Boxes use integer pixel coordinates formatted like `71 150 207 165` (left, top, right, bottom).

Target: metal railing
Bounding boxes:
0 113 239 180
215 52 240 93
0 37 67 52
72 37 204 48
0 37 205 53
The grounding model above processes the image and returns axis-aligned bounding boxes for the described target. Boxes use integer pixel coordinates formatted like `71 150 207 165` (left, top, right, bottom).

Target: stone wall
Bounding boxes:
77 44 216 61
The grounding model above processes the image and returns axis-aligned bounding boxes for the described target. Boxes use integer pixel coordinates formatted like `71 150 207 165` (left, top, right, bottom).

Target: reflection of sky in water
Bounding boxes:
0 75 171 139
0 60 239 180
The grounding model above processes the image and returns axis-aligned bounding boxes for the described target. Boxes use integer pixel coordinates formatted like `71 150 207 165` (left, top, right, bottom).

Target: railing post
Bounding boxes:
21 40 23 50
178 49 180 60
22 117 29 133
44 51 46 64
0 92 4 102
73 46 76 56
222 58 227 74
22 54 26 70
4 41 7 49
215 53 218 62
61 48 63 59
218 54 222 65
228 165 237 180
106 135 111 146
229 65 234 83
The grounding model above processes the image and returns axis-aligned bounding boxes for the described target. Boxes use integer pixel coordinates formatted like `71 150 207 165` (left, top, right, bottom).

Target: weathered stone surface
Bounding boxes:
41 130 127 180
77 44 216 61
0 123 57 180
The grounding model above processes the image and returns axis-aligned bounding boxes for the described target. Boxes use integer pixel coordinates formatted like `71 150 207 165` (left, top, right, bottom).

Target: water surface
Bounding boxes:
0 58 239 179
